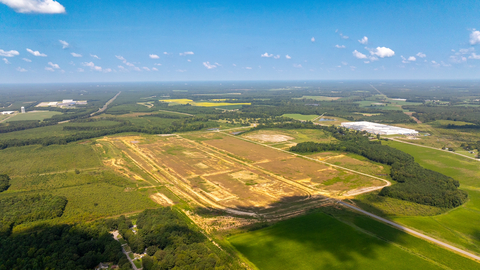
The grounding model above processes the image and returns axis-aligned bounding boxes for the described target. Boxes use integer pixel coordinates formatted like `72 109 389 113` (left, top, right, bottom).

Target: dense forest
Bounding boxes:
290 128 468 208
110 208 241 270
0 222 124 270
0 174 9 192
404 105 480 124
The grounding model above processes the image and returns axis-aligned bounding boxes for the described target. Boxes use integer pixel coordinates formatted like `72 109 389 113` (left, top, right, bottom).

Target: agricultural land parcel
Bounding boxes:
358 140 480 254
228 209 480 270
5 111 62 122
159 98 251 107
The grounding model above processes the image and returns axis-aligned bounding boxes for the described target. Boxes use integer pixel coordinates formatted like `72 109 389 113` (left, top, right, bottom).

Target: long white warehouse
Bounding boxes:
341 121 418 135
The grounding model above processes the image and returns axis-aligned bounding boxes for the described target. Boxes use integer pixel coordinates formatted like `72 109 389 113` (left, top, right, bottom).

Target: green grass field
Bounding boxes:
294 96 340 101
6 111 62 122
228 210 478 270
355 101 402 110
281 114 318 121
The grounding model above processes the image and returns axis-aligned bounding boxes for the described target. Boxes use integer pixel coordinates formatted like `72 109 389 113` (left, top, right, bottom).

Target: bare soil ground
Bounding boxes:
245 133 294 143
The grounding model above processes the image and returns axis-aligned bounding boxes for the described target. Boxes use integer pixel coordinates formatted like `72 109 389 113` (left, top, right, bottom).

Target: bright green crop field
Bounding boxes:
6 111 62 122
228 210 479 270
379 140 480 253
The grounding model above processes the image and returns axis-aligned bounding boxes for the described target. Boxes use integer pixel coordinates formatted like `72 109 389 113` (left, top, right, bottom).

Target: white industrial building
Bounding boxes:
341 121 418 135
1 111 14 115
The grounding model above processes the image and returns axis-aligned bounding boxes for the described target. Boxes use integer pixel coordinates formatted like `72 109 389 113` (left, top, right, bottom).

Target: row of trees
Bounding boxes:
289 127 468 208
0 174 9 192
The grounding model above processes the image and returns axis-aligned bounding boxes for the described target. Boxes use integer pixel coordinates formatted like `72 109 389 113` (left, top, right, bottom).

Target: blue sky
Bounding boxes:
1 0 480 83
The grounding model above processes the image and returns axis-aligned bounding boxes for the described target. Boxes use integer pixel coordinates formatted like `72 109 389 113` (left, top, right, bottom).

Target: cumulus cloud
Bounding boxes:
203 61 217 69
82 61 102 71
45 67 55 72
408 56 416 61
470 30 480 45
285 55 291 59
335 45 346 49
77 68 84 72
71 52 82 57
16 67 27 72
274 55 280 59
0 0 65 14
369 47 395 58
149 54 159 59
352 50 367 59
152 67 158 71
0 49 19 57
154 63 162 66
3 58 10 64
48 62 60 69
133 67 141 71
115 55 126 61
179 51 194 56
358 36 368 44
59 40 69 49
293 64 302 68
416 52 426 58
245 67 252 70
261 52 273 58
450 55 467 63
469 53 480 59
22 58 31 62
142 67 150 71
104 68 112 73
90 54 100 59
311 37 315 42
340 33 349 39
27 48 47 57
163 52 170 55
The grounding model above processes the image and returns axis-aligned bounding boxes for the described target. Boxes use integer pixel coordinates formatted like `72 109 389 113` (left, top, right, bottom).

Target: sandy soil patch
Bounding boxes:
150 192 174 206
245 134 294 143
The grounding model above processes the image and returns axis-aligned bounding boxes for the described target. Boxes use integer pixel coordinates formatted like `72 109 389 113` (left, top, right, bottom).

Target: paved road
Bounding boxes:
339 201 480 262
389 138 480 162
91 91 121 116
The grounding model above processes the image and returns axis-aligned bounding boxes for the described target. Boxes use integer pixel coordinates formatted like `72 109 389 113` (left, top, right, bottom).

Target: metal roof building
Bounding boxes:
341 121 418 135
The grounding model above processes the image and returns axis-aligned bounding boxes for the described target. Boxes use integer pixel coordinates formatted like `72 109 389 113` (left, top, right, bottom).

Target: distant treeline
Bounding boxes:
405 105 480 125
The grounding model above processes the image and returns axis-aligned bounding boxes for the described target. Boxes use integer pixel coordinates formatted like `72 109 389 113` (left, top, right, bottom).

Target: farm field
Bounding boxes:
365 140 480 253
5 111 62 122
228 209 479 270
355 100 402 110
294 95 341 101
282 114 318 121
159 98 251 107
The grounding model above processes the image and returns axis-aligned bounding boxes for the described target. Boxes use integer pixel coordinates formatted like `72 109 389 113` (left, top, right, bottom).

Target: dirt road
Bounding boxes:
339 201 480 262
91 91 121 116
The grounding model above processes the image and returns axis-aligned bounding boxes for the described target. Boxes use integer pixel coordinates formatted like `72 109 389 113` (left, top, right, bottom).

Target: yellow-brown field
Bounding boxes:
97 131 389 218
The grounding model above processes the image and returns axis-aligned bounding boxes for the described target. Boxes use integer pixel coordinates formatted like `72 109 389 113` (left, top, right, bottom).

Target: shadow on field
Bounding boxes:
196 196 419 270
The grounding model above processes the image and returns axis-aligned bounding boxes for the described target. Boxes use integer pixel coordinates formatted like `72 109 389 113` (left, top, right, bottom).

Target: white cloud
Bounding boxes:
187 59 191 62
293 64 302 68
232 63 236 66
469 53 480 59
340 33 349 39
470 30 480 45
77 68 84 72
115 55 126 61
214 62 222 66
59 40 69 49
364 61 370 64
45 67 55 72
152 67 158 71
203 61 217 69
273 55 280 59
335 45 345 49
176 69 186 72
71 52 82 57
22 58 31 62
149 54 159 59
245 67 252 69
0 0 65 14
125 62 134 67
163 52 170 55
179 51 194 56
358 36 368 44
285 55 291 59
154 63 162 66
48 62 60 69
0 49 19 57
369 47 395 58
352 50 368 59
341 61 348 66
142 67 150 71
16 67 27 72
82 61 102 71
90 54 100 59
408 56 416 61
458 48 474 54
26 48 47 57
311 37 315 42
133 67 141 71
104 68 112 73
261 52 273 58
3 58 10 64
450 55 467 63
416 52 426 58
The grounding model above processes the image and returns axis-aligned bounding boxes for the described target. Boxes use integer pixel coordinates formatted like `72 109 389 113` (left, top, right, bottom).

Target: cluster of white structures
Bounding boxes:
36 99 87 108
341 121 419 135
1 107 25 114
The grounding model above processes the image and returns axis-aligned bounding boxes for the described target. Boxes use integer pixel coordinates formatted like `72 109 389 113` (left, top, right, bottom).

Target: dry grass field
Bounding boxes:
96 131 389 220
